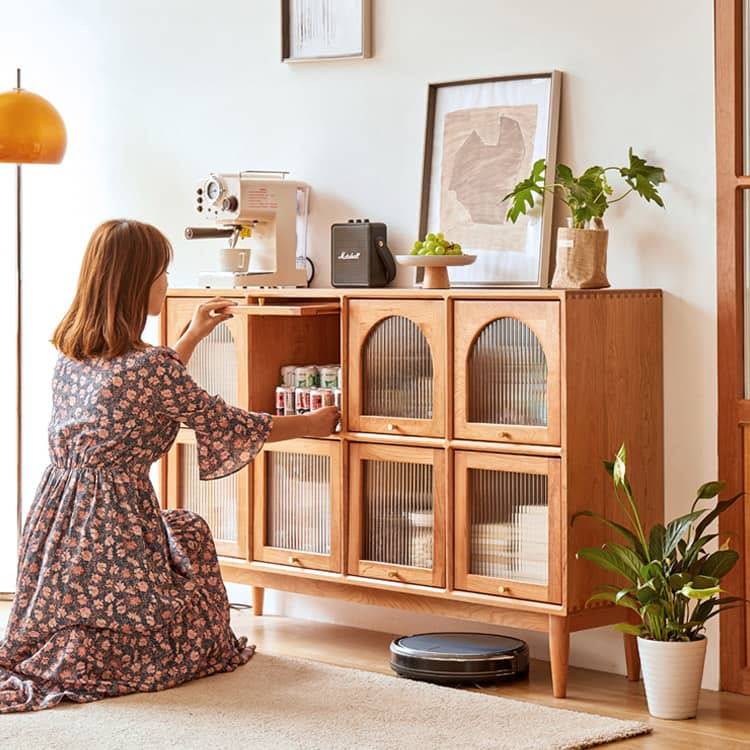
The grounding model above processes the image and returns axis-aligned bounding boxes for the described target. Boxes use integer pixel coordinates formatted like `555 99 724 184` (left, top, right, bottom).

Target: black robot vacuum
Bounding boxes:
389 632 529 685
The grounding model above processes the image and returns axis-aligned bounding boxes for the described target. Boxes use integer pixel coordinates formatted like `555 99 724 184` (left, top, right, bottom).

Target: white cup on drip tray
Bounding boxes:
219 247 250 273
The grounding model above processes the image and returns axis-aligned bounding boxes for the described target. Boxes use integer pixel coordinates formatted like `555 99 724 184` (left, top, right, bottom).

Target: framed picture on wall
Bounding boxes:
418 71 562 287
282 0 372 62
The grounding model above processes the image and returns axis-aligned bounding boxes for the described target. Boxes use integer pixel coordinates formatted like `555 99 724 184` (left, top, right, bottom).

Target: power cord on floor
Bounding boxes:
228 602 253 611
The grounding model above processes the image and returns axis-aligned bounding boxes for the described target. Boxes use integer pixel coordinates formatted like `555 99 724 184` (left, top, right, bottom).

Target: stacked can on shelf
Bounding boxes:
276 363 342 415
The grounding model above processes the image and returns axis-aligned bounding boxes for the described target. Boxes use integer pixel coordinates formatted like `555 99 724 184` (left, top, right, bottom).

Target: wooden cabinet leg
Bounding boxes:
623 633 641 681
549 616 570 698
252 586 265 616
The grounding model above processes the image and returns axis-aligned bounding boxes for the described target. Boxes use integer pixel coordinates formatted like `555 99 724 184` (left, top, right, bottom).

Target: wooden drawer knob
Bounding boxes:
498 585 508 594
499 431 512 440
387 423 395 431
288 556 300 565
387 570 399 579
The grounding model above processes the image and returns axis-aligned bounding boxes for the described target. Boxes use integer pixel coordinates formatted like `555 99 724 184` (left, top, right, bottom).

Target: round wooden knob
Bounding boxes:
288 556 299 564
500 431 511 439
498 585 507 594
387 570 399 578
387 423 395 431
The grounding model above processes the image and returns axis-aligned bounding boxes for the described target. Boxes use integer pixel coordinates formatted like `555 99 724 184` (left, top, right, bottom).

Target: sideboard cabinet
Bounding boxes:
161 287 663 698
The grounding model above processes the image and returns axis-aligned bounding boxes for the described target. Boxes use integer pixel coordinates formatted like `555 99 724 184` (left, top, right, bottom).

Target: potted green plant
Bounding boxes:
572 444 744 720
502 149 666 288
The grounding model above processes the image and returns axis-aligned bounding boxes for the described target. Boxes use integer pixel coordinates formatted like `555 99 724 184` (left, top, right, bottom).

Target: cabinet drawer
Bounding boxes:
253 439 342 572
348 299 445 437
453 300 560 445
454 450 562 604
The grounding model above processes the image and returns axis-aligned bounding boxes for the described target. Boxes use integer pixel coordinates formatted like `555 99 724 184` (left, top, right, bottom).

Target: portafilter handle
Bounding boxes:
184 227 235 240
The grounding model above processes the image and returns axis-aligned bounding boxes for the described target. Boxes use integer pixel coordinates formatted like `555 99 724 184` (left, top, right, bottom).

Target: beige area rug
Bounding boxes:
0 652 650 750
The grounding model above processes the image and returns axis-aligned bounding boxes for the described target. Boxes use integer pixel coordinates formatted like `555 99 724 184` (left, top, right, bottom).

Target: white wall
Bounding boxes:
1 1 719 686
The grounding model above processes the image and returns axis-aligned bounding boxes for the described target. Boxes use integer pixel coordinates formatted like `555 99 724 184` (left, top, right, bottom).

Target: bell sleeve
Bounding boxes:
150 346 273 480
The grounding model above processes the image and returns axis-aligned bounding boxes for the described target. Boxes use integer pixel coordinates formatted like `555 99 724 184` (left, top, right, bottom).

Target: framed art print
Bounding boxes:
419 71 562 286
282 0 372 62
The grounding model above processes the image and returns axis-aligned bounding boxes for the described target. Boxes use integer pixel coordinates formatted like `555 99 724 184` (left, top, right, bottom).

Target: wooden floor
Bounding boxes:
2 601 749 747
230 611 750 749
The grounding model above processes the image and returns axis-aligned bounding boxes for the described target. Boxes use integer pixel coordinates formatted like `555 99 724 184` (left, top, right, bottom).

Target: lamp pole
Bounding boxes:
16 67 23 539
0 67 66 585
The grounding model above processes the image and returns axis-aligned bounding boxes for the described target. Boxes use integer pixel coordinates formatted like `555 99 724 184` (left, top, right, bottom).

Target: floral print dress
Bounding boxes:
0 346 272 712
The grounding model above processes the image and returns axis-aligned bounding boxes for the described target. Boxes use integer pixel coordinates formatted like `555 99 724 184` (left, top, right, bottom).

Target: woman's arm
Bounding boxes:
172 298 237 364
266 406 340 442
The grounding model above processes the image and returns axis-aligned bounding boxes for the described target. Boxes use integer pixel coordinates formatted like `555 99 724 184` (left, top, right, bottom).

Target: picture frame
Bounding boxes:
281 0 372 63
418 71 562 287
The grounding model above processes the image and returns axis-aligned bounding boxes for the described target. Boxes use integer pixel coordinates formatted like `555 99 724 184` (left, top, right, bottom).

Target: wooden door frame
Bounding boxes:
716 0 750 695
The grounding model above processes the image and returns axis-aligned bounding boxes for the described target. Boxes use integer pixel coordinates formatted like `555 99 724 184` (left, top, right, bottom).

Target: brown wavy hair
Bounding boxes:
52 219 173 360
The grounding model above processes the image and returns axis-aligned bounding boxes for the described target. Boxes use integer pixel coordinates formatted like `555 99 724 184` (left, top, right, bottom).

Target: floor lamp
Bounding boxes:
0 69 66 556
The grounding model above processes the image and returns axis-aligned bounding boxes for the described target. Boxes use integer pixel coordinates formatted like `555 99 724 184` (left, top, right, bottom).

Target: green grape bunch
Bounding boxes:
410 232 463 256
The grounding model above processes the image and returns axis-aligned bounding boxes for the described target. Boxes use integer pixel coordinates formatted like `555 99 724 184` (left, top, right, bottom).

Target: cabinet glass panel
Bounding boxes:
186 322 238 405
362 459 433 568
362 316 433 419
468 468 548 584
266 452 331 554
179 443 239 544
468 318 547 426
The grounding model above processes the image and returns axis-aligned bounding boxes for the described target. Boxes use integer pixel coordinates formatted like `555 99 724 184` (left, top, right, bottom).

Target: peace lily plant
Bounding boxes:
572 444 745 719
573 444 742 640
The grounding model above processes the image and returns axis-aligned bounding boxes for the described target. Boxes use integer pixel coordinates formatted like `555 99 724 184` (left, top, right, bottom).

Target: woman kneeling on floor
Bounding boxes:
0 219 339 712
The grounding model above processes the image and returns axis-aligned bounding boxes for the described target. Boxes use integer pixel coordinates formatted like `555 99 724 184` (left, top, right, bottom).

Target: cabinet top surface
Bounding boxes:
167 287 662 301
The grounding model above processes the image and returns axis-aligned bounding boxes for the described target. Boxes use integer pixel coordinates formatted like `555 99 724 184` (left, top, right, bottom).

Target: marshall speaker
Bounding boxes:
331 219 396 287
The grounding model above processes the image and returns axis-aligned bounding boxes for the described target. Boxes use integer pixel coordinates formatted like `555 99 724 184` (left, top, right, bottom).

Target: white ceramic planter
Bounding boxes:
637 636 707 720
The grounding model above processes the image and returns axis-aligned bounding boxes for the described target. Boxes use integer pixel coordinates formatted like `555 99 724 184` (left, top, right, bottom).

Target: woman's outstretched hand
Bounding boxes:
173 298 237 364
266 406 341 443
304 406 341 437
186 298 237 341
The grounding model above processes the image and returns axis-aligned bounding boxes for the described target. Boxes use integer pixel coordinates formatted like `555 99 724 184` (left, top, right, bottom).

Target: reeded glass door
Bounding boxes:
454 450 561 603
348 299 445 437
454 300 560 445
164 297 249 559
348 442 445 586
254 438 341 572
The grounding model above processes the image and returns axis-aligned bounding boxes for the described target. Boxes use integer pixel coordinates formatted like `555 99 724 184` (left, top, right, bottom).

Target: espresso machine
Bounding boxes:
185 170 310 288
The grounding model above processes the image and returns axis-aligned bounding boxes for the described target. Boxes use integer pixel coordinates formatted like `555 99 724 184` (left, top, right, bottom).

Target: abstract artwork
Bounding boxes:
282 0 372 62
420 73 562 286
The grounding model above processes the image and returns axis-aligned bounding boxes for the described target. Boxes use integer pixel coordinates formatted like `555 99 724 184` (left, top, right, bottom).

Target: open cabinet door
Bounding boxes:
716 0 750 696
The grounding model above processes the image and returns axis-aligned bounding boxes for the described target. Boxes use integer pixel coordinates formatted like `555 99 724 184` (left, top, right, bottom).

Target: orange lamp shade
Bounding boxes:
0 88 67 164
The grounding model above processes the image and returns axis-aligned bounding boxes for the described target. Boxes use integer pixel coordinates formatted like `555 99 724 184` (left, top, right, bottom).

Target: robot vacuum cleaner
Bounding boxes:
389 632 529 685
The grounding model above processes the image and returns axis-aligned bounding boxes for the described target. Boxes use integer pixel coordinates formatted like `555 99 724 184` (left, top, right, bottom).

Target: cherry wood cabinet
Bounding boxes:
161 287 663 698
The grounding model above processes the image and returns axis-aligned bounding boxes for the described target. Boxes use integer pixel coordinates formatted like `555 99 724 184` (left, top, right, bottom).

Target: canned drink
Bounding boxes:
311 387 335 410
309 387 324 411
331 387 342 409
275 386 295 416
280 365 297 387
336 366 342 389
295 387 311 414
294 366 313 388
294 366 319 388
319 366 339 389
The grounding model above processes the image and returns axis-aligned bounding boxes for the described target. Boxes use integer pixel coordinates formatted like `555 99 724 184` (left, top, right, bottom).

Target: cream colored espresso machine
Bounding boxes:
185 171 310 288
